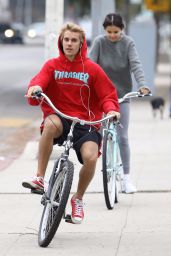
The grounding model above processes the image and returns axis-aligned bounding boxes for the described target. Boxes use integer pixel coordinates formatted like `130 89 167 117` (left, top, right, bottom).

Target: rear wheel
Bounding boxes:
38 160 74 247
102 131 117 210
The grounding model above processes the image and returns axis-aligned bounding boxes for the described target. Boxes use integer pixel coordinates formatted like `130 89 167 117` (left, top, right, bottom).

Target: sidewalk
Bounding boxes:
0 98 171 256
1 61 171 255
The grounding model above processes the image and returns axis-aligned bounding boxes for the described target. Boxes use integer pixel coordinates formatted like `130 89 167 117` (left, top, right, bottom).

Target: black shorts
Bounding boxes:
52 115 102 164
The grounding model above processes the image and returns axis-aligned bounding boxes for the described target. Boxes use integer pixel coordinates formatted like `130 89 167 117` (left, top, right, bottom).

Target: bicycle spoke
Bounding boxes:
102 127 121 210
38 160 74 247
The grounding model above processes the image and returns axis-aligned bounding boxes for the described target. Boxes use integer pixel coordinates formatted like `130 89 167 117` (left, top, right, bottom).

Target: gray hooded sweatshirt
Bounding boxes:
89 34 146 98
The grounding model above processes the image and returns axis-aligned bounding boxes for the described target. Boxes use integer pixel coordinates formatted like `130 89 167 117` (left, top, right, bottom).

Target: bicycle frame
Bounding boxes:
42 120 77 202
108 122 121 175
102 120 123 209
102 91 152 209
32 91 119 247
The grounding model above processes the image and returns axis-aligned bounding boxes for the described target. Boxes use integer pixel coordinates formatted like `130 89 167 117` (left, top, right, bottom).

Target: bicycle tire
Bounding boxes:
38 160 74 247
102 131 117 210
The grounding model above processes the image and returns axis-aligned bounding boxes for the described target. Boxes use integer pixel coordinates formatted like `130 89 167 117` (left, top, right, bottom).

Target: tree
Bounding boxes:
144 0 171 64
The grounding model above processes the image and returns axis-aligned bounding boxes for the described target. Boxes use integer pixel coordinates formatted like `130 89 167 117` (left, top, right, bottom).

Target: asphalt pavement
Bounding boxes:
0 63 171 255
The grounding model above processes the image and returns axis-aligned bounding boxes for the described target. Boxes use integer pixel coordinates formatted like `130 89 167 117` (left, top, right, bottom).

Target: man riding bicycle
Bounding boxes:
22 22 120 224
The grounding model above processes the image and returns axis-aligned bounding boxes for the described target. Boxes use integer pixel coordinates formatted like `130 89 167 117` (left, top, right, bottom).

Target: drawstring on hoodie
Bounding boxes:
58 37 96 127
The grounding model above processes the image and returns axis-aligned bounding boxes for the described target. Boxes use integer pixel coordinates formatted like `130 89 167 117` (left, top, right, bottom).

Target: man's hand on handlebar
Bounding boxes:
107 111 120 121
27 85 43 97
138 86 151 96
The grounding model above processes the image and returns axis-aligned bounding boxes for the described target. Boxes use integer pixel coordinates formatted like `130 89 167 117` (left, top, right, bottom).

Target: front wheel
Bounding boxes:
102 131 118 210
38 160 74 247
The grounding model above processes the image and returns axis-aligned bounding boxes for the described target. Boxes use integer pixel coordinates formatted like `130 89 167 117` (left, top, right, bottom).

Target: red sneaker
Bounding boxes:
22 176 44 191
71 197 84 224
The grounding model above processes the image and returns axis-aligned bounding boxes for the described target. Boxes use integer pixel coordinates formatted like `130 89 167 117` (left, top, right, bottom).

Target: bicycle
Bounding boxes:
102 91 152 210
31 91 117 247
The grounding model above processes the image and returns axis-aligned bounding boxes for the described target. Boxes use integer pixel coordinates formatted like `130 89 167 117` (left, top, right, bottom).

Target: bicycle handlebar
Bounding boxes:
118 91 152 103
32 91 117 125
28 90 152 125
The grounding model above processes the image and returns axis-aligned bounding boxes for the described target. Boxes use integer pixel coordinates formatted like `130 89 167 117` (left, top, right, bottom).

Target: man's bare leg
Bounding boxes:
37 115 63 177
73 141 98 199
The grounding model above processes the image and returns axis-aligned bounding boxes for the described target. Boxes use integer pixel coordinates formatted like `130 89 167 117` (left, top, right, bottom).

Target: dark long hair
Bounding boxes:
103 13 124 30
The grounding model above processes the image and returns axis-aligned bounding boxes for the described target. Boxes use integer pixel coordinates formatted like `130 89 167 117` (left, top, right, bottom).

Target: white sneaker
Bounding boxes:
122 175 137 194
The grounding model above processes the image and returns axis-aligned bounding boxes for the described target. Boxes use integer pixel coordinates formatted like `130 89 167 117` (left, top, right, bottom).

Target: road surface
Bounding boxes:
0 45 45 169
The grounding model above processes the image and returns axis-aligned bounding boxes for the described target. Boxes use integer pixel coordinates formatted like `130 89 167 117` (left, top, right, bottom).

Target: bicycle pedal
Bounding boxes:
31 188 44 195
41 194 46 205
65 214 75 224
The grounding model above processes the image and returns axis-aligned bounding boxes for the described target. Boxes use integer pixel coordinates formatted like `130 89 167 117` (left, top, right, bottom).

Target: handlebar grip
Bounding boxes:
33 90 42 98
138 92 152 97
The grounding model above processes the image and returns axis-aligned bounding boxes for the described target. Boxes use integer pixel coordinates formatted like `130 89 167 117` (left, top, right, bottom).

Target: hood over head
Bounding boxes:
57 25 88 62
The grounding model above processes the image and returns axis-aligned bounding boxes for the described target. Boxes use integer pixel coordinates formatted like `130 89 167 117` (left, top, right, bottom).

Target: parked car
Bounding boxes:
24 22 45 45
0 22 24 44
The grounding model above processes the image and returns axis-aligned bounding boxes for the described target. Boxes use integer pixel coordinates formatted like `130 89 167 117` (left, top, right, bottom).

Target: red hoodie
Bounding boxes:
28 35 119 125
